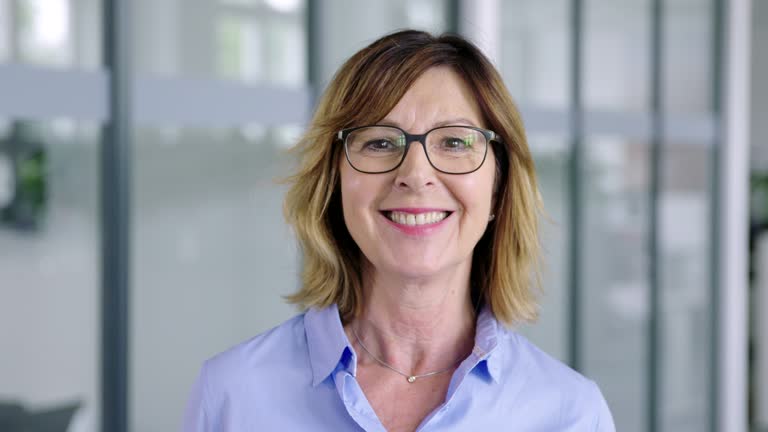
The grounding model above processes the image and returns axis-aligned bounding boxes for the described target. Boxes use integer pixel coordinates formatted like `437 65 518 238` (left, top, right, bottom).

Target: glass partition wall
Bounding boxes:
500 1 718 431
0 1 102 431
0 1 723 431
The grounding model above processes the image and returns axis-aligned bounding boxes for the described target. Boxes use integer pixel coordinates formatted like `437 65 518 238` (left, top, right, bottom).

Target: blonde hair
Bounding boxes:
284 30 542 326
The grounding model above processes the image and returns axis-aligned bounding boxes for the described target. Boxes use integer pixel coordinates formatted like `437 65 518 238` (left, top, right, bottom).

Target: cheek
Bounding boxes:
340 167 389 230
455 174 495 217
341 170 372 213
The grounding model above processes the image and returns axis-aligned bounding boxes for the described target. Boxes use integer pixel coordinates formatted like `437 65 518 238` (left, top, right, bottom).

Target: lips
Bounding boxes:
380 210 453 226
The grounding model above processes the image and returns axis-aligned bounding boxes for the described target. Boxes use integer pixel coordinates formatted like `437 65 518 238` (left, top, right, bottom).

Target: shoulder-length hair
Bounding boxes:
284 30 541 326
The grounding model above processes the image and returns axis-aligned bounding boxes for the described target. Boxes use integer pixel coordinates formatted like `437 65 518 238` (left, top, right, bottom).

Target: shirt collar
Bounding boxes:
305 304 354 387
304 303 506 386
471 304 504 383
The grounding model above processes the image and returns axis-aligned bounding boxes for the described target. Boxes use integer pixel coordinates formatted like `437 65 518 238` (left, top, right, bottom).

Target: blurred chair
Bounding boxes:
0 400 79 432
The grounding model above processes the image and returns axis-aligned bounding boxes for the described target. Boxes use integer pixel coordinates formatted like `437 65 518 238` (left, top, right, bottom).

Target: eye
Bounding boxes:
362 137 403 152
441 136 472 150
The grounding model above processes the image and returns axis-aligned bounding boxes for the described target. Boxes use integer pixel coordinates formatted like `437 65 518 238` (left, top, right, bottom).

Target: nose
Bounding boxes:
393 140 436 191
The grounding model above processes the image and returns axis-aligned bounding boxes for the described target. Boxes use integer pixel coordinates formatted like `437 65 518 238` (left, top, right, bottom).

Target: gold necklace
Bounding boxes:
351 326 461 384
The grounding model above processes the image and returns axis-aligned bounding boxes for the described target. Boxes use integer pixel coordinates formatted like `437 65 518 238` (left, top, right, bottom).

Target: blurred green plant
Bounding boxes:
751 172 768 223
0 123 48 231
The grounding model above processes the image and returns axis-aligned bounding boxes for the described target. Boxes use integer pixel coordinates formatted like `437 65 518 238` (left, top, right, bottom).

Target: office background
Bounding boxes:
0 0 762 431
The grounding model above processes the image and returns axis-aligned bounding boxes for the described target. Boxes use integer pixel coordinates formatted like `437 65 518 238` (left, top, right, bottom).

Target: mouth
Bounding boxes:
380 210 452 226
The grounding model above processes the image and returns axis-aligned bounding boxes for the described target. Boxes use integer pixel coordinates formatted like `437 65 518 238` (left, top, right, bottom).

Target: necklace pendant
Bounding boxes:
407 376 416 383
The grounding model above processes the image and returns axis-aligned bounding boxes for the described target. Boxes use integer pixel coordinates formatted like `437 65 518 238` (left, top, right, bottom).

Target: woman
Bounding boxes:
183 30 615 431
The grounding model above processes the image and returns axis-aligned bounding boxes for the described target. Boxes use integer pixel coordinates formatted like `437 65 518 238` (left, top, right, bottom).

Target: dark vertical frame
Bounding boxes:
709 0 724 430
648 0 663 430
447 0 461 34
306 0 321 104
101 1 131 432
567 0 584 372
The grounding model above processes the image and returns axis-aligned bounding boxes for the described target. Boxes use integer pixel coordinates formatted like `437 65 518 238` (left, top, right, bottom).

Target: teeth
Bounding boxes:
387 211 448 226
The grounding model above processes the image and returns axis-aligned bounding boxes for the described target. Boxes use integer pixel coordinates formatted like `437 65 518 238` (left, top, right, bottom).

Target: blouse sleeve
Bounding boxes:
182 362 213 432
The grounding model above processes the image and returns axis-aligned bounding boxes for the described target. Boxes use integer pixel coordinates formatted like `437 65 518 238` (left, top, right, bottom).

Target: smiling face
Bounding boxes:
339 66 497 283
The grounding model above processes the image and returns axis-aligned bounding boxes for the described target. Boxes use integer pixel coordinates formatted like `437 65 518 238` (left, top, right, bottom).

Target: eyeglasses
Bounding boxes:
338 125 501 175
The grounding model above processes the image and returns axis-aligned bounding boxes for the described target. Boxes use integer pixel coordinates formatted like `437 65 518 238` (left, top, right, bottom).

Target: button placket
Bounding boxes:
335 370 386 432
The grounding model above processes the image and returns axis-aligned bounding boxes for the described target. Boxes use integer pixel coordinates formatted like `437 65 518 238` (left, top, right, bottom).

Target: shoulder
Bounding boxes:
503 330 590 389
183 314 315 430
201 313 310 391
497 331 616 430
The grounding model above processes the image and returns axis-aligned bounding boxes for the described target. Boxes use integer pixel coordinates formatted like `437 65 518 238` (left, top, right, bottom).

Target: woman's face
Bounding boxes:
339 66 497 282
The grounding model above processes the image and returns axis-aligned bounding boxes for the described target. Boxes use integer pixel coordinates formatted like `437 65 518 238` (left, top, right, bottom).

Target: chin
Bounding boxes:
380 259 447 280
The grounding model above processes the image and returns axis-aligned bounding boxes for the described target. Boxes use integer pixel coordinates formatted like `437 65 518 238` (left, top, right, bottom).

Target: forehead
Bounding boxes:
382 66 485 128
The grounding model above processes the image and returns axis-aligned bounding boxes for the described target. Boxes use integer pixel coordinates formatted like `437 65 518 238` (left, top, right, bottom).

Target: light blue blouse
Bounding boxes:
183 304 616 431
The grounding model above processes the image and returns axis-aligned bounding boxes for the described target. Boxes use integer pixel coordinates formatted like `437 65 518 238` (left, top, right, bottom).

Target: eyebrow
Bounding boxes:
378 117 480 129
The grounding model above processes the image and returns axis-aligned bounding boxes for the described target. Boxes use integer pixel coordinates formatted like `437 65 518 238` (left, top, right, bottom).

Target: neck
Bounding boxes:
348 260 477 376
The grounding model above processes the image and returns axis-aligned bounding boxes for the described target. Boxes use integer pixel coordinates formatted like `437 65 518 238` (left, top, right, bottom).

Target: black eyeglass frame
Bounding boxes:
337 125 503 175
